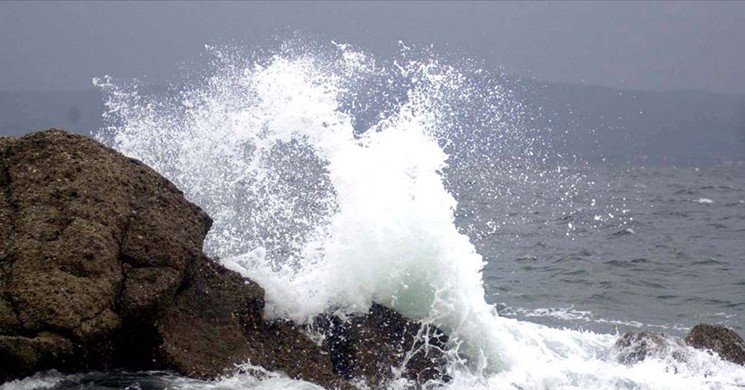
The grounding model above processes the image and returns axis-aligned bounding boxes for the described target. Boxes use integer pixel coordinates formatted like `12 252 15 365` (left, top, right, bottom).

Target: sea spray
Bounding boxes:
95 41 745 389
95 41 516 366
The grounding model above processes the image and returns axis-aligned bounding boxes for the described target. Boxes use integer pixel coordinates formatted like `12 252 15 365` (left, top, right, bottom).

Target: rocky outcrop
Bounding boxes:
155 258 344 387
1 129 235 380
613 325 745 367
685 324 745 366
0 129 448 388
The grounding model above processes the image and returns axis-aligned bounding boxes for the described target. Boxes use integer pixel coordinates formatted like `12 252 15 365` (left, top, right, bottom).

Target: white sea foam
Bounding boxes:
0 371 64 390
498 305 691 333
96 40 745 389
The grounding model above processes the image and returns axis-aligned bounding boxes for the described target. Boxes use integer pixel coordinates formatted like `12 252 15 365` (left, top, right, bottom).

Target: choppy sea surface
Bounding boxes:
2 40 744 389
462 164 745 337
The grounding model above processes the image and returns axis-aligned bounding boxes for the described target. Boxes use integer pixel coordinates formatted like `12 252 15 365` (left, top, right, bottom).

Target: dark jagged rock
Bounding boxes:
614 331 686 365
0 129 447 388
155 258 346 388
685 324 745 366
315 303 450 387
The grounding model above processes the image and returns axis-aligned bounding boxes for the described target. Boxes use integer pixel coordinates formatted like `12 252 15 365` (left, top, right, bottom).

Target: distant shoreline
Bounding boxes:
2 81 744 165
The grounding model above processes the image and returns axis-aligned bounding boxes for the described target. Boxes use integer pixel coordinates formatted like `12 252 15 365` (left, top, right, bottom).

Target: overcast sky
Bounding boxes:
1 1 744 94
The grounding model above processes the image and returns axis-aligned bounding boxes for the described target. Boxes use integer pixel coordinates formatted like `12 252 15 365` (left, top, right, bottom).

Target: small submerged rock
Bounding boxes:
614 331 686 365
611 228 635 236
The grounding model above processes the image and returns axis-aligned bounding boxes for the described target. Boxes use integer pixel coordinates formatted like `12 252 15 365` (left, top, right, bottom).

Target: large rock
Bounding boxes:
0 130 341 386
685 324 745 366
1 129 209 379
0 129 448 388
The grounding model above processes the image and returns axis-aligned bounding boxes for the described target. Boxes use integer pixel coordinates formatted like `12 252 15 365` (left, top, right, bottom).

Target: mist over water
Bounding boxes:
89 41 745 389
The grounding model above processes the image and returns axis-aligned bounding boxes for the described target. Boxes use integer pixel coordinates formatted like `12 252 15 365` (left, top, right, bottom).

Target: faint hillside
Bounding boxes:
515 82 745 165
0 90 105 137
1 84 744 165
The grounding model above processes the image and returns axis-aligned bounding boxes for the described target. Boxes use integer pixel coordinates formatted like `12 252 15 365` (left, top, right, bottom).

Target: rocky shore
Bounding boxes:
0 129 448 388
0 129 742 388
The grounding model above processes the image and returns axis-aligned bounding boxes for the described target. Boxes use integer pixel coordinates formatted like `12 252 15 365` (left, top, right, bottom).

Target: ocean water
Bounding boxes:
3 41 744 389
463 164 745 337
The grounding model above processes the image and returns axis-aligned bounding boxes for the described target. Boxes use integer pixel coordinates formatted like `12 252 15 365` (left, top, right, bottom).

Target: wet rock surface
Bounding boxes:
685 324 745 366
614 325 745 368
0 129 448 388
614 331 686 365
315 303 450 386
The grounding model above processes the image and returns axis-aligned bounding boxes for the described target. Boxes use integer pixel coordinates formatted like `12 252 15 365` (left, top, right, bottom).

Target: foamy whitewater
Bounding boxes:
58 41 744 389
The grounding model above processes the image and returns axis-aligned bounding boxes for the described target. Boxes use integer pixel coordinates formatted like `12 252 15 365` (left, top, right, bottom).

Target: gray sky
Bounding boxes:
1 1 744 94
